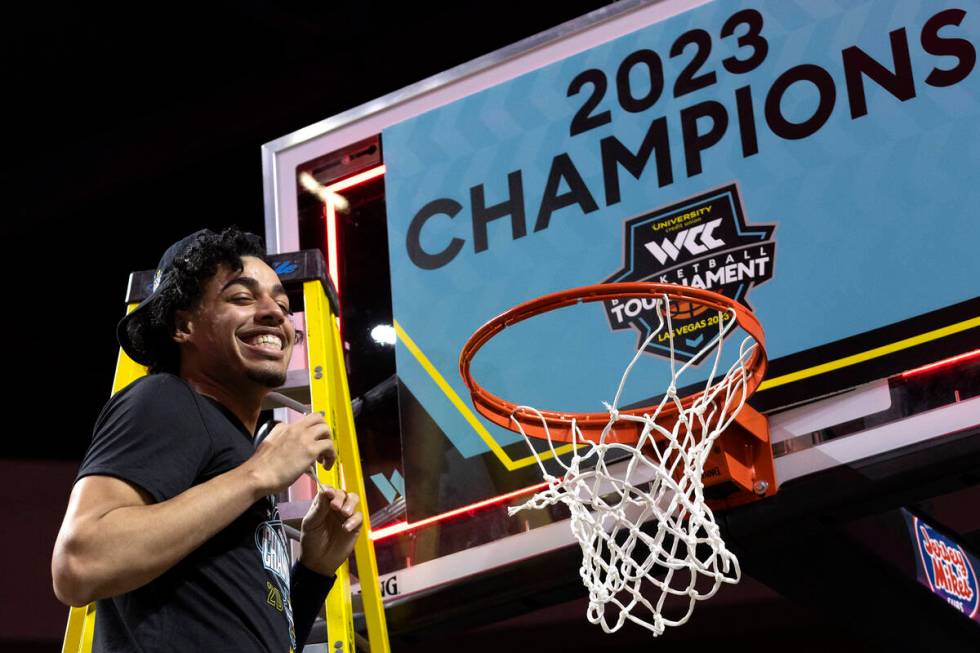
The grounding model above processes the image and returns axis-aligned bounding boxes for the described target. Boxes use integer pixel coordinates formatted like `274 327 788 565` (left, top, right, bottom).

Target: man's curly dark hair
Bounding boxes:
132 227 267 375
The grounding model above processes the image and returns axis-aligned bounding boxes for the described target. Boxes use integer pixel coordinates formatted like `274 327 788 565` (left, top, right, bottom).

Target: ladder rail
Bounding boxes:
304 279 390 652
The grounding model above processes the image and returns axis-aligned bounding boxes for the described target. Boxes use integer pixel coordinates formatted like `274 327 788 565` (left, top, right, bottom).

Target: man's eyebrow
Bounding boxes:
222 276 288 298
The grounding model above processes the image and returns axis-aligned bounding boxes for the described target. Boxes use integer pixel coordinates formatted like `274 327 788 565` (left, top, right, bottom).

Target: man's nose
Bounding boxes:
255 296 286 323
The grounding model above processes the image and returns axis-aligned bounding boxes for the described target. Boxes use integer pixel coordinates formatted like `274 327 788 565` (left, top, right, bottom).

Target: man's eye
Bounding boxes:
279 305 293 315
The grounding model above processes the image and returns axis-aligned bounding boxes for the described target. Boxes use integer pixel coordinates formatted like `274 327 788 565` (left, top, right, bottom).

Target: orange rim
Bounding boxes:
459 282 767 444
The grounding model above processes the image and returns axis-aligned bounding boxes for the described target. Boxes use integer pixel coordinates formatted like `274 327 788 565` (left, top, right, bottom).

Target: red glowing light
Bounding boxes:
324 202 339 298
369 481 552 541
323 165 387 298
328 165 386 192
315 163 548 542
901 349 980 378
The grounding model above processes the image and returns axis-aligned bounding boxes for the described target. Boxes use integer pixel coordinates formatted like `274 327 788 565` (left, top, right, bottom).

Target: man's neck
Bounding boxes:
180 372 264 435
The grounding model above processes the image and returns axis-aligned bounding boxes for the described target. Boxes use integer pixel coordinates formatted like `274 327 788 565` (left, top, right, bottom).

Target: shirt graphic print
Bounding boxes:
256 496 297 651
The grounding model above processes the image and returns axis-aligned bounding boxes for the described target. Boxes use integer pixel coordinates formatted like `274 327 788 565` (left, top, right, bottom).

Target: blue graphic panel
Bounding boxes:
383 0 980 458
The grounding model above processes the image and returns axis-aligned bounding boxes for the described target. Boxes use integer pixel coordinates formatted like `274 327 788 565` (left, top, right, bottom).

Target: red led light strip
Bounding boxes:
318 164 552 544
901 349 980 378
370 481 552 541
371 346 980 541
324 202 339 299
323 165 387 297
329 165 386 192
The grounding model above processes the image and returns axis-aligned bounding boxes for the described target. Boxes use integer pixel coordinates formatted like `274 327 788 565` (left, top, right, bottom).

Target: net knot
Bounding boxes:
602 401 620 422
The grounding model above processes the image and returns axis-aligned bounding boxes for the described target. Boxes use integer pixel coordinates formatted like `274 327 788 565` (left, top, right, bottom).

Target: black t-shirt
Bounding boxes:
74 373 333 652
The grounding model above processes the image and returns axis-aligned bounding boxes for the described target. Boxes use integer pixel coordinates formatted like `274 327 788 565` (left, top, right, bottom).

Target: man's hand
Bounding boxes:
244 413 336 496
299 487 362 576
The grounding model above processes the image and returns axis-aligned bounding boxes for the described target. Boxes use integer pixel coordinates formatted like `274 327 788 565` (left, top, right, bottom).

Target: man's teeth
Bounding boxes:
249 334 282 350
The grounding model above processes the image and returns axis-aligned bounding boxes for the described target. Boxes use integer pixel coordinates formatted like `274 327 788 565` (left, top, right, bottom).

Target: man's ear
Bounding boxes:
172 309 194 344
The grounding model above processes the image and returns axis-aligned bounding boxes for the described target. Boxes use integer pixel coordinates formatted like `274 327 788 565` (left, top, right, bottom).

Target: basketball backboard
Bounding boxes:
262 0 979 642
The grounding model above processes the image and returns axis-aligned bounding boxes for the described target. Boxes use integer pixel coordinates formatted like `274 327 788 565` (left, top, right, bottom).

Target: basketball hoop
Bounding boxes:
459 282 775 636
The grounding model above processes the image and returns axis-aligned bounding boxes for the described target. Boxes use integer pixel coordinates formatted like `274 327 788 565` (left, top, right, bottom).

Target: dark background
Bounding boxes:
9 0 613 461
6 2 613 649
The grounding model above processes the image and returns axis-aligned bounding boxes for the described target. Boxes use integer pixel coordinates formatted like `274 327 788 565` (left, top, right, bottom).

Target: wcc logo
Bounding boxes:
913 516 979 619
603 184 776 361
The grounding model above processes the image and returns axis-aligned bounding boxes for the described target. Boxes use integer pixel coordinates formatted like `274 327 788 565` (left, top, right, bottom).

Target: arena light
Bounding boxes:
370 324 396 345
370 481 551 541
299 171 351 212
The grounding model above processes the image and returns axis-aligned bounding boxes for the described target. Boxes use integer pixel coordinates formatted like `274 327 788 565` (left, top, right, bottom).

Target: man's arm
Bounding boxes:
52 412 335 607
52 465 266 607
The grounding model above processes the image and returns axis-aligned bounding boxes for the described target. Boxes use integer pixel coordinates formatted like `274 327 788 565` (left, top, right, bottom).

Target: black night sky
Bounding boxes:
9 0 612 461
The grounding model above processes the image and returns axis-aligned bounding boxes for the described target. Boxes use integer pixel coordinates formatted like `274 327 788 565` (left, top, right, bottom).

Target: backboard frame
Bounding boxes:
262 0 980 644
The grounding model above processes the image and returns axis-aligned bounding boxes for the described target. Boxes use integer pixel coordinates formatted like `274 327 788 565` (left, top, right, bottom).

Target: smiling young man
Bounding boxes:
52 228 360 652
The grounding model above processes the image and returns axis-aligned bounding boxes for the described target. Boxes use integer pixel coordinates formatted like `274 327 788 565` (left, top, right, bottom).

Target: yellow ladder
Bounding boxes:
62 249 390 653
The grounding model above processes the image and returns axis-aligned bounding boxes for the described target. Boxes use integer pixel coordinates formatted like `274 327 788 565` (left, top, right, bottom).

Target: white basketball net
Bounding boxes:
507 295 759 636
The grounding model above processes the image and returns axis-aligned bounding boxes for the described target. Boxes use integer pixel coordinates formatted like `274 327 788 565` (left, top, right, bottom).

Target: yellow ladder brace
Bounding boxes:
63 271 390 652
